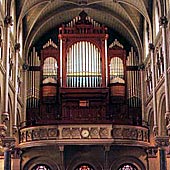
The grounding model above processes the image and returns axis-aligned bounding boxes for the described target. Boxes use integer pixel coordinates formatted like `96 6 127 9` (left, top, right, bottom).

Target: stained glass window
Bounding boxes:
75 164 95 170
118 164 138 170
31 164 51 170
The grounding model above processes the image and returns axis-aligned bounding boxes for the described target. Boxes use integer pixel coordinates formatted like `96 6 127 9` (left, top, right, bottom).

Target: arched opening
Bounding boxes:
74 164 95 170
31 164 51 170
118 163 138 170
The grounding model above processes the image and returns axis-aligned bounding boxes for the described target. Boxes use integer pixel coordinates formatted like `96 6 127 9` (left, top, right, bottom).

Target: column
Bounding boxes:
1 16 12 125
159 17 170 126
12 43 20 133
138 63 146 124
104 145 110 170
2 137 15 170
155 136 169 170
59 145 65 170
149 43 158 135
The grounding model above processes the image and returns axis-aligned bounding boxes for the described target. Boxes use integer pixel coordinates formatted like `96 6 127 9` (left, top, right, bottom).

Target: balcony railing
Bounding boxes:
19 124 149 148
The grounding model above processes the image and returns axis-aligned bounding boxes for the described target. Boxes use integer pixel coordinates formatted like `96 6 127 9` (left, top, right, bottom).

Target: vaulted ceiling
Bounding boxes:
16 0 152 59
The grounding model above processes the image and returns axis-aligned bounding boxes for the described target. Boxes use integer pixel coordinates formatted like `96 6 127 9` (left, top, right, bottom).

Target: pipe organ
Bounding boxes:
26 11 142 126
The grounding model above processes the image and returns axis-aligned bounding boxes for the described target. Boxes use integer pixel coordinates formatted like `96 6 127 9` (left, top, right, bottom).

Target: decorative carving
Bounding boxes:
14 43 20 51
155 136 169 148
43 39 57 49
1 112 9 124
109 39 123 49
159 16 168 27
22 63 29 71
4 16 13 26
72 128 80 138
2 137 15 149
62 128 71 138
138 63 145 70
149 43 155 51
90 128 99 138
99 128 109 138
146 147 158 157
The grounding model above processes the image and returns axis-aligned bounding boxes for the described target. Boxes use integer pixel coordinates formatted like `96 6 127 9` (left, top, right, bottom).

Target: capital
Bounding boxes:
14 43 20 51
4 16 13 26
155 136 169 148
159 16 168 27
2 137 15 150
22 63 29 71
138 63 145 70
1 112 9 124
149 43 155 51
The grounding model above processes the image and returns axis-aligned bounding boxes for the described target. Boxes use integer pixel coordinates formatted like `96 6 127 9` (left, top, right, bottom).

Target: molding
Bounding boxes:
19 124 149 148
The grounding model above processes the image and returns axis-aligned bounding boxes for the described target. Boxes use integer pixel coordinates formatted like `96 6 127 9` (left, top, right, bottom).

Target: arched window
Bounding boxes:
31 164 51 170
75 164 95 170
118 163 138 170
67 41 101 87
110 57 124 83
43 57 57 84
155 2 160 35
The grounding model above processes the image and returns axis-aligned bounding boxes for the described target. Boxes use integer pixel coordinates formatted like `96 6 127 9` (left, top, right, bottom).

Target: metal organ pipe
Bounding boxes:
66 41 101 87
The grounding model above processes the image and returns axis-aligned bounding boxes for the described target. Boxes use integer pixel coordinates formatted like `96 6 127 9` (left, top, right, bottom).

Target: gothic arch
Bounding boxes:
111 156 146 170
66 154 102 170
23 156 60 170
158 93 167 136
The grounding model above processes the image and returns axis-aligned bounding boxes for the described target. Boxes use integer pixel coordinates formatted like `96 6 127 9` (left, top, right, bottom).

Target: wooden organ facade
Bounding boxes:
26 11 141 126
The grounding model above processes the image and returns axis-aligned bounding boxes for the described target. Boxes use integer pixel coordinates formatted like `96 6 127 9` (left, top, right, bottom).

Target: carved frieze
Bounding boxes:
19 125 149 147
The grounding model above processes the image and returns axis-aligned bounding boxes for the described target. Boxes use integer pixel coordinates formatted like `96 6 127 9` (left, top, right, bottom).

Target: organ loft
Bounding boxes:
26 11 142 127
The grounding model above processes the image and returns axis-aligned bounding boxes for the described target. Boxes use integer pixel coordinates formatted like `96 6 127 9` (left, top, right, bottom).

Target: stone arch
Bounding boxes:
111 156 146 170
23 156 60 170
66 154 102 170
158 93 167 136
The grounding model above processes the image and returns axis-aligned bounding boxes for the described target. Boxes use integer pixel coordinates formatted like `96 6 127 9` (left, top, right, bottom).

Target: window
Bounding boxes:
43 57 57 84
75 164 95 170
155 2 159 35
110 57 124 83
67 41 101 87
31 164 51 170
118 163 138 170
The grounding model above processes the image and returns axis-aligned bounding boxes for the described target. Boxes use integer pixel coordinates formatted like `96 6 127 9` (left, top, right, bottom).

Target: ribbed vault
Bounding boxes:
15 0 152 60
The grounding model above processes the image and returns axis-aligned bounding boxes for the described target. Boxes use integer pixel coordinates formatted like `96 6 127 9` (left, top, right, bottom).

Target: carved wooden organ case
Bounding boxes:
26 11 142 125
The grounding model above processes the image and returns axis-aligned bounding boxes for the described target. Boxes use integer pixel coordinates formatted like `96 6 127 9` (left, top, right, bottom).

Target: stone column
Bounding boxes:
155 136 169 170
138 63 146 124
149 43 158 135
159 17 170 127
104 145 110 170
59 145 65 170
2 137 15 170
1 16 13 125
12 43 20 132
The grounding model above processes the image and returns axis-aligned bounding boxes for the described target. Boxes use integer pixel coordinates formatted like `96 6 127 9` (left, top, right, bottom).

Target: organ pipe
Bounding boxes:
127 47 141 107
27 47 40 109
66 41 101 87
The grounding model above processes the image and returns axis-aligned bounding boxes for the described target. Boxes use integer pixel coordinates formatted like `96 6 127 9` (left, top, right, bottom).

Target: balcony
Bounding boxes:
19 124 149 148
